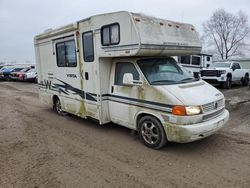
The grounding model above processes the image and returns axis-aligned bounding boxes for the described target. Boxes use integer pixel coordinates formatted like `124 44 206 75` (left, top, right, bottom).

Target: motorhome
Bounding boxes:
35 11 229 149
174 53 212 78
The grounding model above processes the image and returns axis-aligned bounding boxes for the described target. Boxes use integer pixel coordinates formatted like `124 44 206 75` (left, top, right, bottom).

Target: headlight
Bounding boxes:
220 70 226 74
185 106 201 115
172 105 201 116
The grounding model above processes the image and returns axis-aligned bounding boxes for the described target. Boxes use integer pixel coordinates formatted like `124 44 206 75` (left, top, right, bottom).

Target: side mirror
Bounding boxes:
232 66 236 71
122 73 142 86
206 64 210 68
123 73 133 85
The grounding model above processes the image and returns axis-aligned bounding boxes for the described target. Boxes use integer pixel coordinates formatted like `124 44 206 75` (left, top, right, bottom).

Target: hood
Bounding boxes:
159 80 224 106
26 72 36 76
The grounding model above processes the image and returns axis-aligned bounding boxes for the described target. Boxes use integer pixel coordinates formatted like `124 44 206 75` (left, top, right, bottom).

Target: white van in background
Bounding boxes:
35 11 229 149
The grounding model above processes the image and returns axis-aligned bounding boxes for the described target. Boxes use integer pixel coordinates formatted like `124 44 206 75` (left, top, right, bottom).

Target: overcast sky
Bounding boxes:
0 0 250 63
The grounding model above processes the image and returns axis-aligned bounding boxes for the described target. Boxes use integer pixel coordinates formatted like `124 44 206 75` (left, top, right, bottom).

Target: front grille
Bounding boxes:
203 108 225 121
201 70 220 77
202 99 224 113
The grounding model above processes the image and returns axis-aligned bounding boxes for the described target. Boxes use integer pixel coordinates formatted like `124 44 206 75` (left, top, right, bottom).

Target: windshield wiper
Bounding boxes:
151 80 176 83
180 77 199 83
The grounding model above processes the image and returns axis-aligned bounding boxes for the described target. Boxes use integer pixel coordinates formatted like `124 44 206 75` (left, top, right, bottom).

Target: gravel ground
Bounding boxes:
0 82 249 188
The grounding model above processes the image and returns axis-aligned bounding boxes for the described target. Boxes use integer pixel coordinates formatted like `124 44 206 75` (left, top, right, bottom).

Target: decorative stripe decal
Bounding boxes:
105 94 173 109
39 79 173 112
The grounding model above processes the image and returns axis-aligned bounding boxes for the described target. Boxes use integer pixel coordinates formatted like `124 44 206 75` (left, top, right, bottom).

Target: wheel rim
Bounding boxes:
141 121 159 145
56 100 63 114
246 76 249 84
227 78 231 88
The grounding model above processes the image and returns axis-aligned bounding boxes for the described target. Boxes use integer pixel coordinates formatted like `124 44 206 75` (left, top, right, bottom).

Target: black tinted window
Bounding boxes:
82 31 94 62
192 56 201 65
115 63 139 85
56 40 77 67
179 56 191 64
234 63 240 69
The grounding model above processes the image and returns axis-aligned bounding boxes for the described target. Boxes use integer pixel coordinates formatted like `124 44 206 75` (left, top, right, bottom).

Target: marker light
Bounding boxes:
172 106 186 116
135 18 141 22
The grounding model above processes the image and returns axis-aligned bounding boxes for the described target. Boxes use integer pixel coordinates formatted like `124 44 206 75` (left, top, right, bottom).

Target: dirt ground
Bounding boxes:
0 82 249 188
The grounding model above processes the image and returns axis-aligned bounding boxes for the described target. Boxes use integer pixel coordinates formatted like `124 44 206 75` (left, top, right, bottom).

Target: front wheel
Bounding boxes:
223 77 232 89
138 116 167 149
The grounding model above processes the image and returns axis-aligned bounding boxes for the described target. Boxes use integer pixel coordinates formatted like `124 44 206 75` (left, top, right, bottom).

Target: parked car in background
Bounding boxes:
24 69 37 82
201 61 249 89
11 67 30 81
0 67 15 80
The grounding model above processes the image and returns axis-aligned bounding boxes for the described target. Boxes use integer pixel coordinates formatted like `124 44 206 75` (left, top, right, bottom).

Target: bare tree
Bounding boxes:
202 9 250 59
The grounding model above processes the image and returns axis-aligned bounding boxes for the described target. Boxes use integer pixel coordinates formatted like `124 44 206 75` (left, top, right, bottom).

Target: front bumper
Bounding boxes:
201 76 227 83
164 109 229 143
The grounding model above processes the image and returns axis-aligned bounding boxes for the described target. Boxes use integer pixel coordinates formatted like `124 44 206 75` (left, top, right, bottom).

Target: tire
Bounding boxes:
242 74 249 86
54 97 67 116
223 77 232 89
138 116 167 149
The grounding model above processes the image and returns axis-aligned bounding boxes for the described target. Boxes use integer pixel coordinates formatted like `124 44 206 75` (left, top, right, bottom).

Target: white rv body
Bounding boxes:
174 54 213 77
35 11 229 149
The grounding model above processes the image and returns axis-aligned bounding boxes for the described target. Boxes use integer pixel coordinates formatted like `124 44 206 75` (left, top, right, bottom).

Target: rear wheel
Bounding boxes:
223 77 232 89
54 97 67 116
242 74 249 86
138 116 167 149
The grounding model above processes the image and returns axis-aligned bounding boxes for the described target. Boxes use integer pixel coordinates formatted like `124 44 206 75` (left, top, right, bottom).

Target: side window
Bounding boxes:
82 31 94 62
235 63 240 69
179 56 191 65
191 56 201 66
115 62 139 85
101 23 120 46
56 40 77 67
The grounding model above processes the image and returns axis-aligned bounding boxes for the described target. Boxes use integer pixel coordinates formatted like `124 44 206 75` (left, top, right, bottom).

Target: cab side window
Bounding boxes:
234 63 240 69
115 62 139 85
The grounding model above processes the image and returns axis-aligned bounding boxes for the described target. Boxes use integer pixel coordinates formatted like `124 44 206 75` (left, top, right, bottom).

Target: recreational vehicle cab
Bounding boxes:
35 11 229 149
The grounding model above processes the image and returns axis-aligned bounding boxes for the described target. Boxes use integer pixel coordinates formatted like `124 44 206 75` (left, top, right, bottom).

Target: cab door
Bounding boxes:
108 61 142 129
232 63 241 81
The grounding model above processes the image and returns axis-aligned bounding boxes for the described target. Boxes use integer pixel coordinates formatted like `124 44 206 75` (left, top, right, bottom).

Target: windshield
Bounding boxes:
137 58 196 85
27 69 36 73
210 62 231 68
13 68 24 72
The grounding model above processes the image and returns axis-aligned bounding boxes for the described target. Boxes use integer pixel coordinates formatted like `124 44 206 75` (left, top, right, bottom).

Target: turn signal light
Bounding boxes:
172 106 186 116
135 18 141 22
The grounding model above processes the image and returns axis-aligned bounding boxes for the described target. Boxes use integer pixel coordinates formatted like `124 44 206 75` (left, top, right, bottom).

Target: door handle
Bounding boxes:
85 72 89 80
